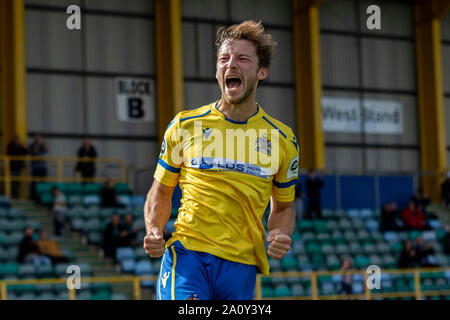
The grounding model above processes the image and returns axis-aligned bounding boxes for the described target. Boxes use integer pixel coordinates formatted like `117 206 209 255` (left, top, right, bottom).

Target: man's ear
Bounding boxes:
257 67 269 81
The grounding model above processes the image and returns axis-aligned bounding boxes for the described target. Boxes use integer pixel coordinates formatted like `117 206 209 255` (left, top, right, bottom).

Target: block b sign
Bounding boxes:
115 78 155 123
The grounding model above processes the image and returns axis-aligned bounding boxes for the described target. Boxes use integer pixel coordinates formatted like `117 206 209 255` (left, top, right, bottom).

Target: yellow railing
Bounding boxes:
0 155 127 198
1 267 449 300
255 267 450 300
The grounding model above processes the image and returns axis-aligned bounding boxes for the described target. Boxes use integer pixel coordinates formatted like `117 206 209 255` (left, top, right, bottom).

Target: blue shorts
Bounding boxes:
156 240 257 300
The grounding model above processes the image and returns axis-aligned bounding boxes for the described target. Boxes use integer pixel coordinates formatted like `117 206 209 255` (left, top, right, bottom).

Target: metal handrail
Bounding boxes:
0 155 127 198
0 267 449 300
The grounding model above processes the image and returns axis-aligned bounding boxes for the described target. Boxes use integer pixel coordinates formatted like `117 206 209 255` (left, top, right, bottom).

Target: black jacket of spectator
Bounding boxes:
17 235 40 263
102 222 125 260
380 204 401 231
101 186 119 207
76 144 97 178
7 140 28 171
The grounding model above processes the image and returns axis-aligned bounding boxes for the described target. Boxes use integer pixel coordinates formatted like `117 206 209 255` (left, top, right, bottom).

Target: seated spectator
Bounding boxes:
338 257 353 296
398 240 420 269
444 224 450 255
402 200 425 230
52 187 67 236
411 188 437 220
380 202 402 231
102 213 126 261
415 236 438 267
36 230 69 264
118 213 140 247
17 226 51 266
101 180 120 208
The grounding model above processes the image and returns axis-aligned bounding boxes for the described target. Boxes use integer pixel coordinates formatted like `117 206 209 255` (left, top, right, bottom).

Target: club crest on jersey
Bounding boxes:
255 134 271 156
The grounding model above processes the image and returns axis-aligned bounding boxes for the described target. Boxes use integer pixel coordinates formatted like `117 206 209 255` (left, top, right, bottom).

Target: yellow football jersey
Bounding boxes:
154 101 299 275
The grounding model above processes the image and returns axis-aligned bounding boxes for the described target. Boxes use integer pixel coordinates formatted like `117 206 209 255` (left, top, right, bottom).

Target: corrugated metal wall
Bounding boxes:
320 0 419 173
7 0 448 191
25 0 158 175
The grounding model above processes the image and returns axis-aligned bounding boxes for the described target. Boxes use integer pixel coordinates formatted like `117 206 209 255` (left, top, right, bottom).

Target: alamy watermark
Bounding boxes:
366 265 381 290
66 265 81 290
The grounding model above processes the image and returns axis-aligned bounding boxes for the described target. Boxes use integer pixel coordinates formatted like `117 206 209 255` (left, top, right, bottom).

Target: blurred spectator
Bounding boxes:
305 169 324 220
410 188 431 213
7 134 28 199
338 257 353 296
17 226 51 266
36 230 69 264
415 236 438 267
28 133 48 200
102 213 125 261
118 213 140 246
75 138 97 180
380 202 402 231
398 240 420 269
443 224 450 255
294 182 304 221
442 172 450 210
402 200 425 230
52 187 67 236
101 179 120 208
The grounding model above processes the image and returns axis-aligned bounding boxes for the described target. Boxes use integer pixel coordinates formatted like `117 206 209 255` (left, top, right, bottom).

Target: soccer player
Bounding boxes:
144 20 299 300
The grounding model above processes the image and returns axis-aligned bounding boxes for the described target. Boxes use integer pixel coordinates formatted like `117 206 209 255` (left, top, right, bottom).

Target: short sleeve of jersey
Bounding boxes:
272 131 299 202
154 113 183 187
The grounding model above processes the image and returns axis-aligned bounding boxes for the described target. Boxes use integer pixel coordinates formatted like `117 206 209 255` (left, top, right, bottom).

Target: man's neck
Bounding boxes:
217 98 258 122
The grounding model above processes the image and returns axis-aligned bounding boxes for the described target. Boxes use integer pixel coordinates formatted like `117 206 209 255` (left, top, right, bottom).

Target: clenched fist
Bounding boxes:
143 226 166 258
267 228 292 260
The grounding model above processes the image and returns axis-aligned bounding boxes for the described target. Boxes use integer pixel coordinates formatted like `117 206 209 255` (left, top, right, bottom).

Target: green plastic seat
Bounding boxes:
274 285 291 297
67 183 83 195
262 286 274 298
390 242 403 253
409 230 422 240
115 183 132 195
281 257 299 271
298 220 314 232
313 220 327 233
39 192 53 205
35 182 53 194
91 290 111 300
306 242 322 255
83 183 102 195
0 262 18 276
354 255 370 269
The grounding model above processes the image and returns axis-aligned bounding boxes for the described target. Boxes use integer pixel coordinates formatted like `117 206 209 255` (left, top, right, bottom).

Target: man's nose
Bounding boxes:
227 55 238 69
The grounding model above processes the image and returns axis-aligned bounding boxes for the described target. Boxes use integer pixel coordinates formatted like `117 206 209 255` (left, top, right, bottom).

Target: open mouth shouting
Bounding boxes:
225 75 242 93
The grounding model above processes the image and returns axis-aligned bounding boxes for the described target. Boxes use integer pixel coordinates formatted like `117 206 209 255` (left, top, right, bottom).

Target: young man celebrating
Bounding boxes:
144 20 299 300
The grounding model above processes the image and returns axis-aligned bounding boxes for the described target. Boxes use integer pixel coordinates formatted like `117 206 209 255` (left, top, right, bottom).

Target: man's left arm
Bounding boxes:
267 198 295 259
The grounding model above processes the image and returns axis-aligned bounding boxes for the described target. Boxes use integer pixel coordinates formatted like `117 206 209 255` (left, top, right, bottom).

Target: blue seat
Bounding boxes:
135 260 156 288
120 259 136 274
132 195 145 208
383 231 399 243
360 208 373 219
116 247 135 262
365 219 379 232
347 209 361 219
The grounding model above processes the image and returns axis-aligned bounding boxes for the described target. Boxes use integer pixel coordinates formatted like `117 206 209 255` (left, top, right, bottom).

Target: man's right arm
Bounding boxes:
143 180 175 258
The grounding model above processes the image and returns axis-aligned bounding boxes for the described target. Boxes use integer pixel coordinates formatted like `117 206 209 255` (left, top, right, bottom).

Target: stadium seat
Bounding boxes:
326 255 341 270
356 230 371 242
396 231 408 242
71 218 84 231
83 183 102 195
343 230 357 243
422 231 436 242
82 219 101 233
335 243 350 255
291 283 305 296
360 209 373 219
298 220 314 232
390 242 403 254
87 232 102 245
68 195 83 206
321 243 335 255
67 183 83 195
0 262 18 277
8 209 25 220
383 232 399 243
313 220 327 233
82 207 101 219
268 259 281 272
316 233 331 243
117 195 131 207
409 230 422 241
326 220 339 230
428 220 442 230
354 256 370 269
281 257 298 271
301 232 315 242
365 219 379 232
349 242 363 255
18 264 36 278
116 247 135 262
320 282 335 296
120 259 136 274
262 286 274 298
306 242 322 255
36 264 54 278
131 195 145 208
352 218 365 230
115 183 132 195
369 254 383 266
100 208 115 219
83 195 101 206
274 284 291 297
347 209 360 219
369 231 383 242
351 281 364 294
338 218 352 230
292 242 305 255
363 243 377 254
39 192 53 205
297 255 310 267
381 254 397 269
